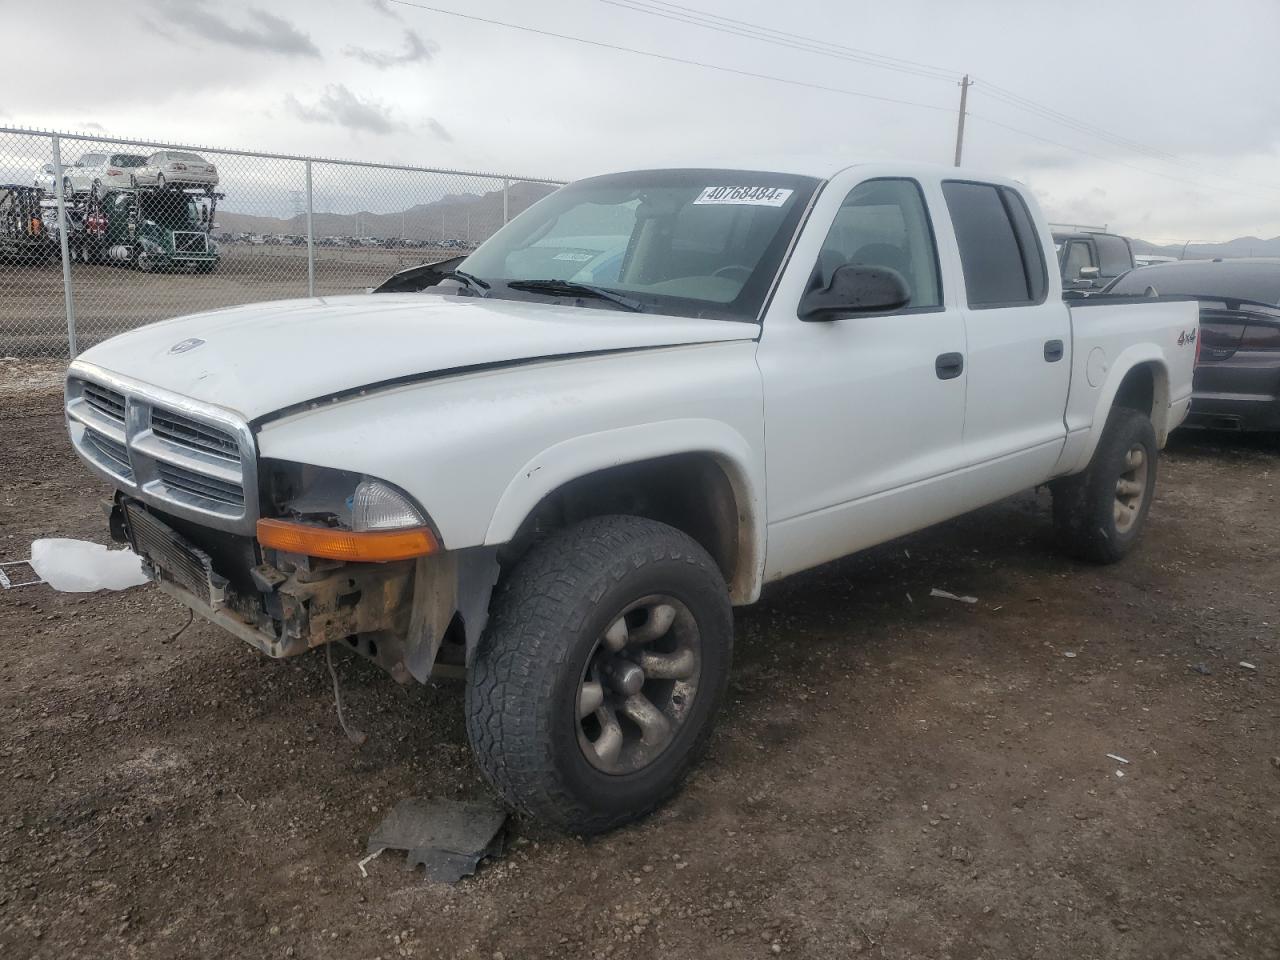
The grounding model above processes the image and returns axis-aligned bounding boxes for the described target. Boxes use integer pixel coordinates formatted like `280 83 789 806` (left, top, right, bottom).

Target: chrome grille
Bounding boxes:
152 409 240 463
157 463 245 507
83 383 126 423
66 368 257 534
173 231 209 254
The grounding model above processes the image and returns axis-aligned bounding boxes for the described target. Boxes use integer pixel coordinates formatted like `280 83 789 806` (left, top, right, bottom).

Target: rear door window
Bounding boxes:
1094 234 1133 277
942 181 1045 308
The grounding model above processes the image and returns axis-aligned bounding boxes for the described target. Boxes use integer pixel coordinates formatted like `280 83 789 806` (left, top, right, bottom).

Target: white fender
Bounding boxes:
484 418 766 603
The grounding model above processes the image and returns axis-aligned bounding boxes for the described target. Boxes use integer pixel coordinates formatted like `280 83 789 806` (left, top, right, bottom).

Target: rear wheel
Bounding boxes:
1052 407 1158 563
466 515 733 834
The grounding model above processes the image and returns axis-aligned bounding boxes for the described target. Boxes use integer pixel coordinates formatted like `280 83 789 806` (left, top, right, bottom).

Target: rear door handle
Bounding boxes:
1044 339 1064 362
935 352 964 380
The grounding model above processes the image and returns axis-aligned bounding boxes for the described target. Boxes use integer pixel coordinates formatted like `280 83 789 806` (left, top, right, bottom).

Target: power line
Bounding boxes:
603 0 1280 197
387 0 1278 206
969 113 1275 204
597 0 961 82
383 0 955 114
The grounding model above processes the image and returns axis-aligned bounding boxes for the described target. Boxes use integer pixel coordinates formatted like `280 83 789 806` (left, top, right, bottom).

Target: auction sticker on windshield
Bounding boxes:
693 186 794 206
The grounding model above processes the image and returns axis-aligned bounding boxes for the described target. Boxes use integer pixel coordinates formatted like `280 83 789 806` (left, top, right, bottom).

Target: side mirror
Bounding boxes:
799 263 911 321
1078 265 1101 280
42 163 54 175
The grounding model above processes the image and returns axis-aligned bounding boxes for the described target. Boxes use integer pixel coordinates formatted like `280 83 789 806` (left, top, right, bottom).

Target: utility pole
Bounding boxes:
953 74 972 167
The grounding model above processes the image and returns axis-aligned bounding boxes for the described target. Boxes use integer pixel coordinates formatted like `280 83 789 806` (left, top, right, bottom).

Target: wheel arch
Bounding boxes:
484 419 765 604
1068 350 1171 474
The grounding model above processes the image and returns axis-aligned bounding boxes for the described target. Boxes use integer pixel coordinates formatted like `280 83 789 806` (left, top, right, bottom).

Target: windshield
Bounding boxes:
110 154 147 167
460 169 819 321
140 193 199 228
1109 261 1280 305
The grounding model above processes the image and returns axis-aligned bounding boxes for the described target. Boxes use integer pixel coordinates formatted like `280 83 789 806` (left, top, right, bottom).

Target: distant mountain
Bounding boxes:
1129 236 1280 260
216 180 558 242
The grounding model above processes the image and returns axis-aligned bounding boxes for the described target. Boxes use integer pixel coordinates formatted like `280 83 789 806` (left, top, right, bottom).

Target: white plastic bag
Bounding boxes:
29 538 149 592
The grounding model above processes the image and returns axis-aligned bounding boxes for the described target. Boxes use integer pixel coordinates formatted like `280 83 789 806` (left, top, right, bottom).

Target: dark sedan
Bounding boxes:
1106 258 1280 433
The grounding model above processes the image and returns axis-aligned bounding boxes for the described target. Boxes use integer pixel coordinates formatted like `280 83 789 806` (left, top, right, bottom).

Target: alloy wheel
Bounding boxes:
1114 444 1148 533
576 594 702 775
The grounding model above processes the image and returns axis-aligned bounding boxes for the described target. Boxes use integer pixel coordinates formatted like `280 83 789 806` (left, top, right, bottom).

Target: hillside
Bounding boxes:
1129 235 1280 260
217 180 558 241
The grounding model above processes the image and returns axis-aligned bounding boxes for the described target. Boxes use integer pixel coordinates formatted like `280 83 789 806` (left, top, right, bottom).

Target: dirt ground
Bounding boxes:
1 360 1277 960
0 246 459 357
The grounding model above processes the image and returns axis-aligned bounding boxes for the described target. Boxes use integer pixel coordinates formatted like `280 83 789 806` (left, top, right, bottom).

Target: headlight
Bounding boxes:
352 479 425 531
259 464 440 561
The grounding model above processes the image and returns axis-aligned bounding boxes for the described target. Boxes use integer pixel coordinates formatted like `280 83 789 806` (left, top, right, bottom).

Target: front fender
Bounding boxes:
485 418 766 603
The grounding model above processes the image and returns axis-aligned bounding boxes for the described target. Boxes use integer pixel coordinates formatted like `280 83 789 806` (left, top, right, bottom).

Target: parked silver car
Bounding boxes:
38 152 148 197
131 151 220 189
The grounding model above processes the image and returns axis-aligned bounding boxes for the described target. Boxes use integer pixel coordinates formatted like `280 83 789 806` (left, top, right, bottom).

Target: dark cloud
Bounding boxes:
367 0 403 20
150 0 319 57
286 85 405 135
345 29 435 68
427 118 453 142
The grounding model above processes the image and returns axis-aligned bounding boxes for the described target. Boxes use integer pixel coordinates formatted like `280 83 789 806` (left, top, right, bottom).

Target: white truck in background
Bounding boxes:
64 160 1197 833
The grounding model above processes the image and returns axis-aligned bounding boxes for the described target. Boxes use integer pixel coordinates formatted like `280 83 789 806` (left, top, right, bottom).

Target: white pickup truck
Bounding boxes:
65 160 1197 833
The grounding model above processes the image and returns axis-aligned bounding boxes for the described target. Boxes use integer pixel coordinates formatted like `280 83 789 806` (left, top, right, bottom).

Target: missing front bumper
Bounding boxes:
118 498 470 683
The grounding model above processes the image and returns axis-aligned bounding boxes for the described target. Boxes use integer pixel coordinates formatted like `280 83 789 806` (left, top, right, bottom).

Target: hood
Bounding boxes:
75 293 757 421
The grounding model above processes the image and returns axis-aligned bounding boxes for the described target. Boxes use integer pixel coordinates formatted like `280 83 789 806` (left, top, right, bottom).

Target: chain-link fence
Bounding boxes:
0 127 564 357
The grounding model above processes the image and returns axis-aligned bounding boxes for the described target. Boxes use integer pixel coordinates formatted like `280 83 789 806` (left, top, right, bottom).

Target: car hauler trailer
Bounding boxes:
0 184 56 264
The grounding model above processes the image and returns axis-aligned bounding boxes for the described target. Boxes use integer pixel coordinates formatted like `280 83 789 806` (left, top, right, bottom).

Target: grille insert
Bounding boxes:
85 428 131 476
151 410 241 463
157 463 245 508
83 383 126 423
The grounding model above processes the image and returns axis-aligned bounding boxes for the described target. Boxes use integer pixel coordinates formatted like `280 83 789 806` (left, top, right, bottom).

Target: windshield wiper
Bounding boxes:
506 279 644 312
442 269 490 295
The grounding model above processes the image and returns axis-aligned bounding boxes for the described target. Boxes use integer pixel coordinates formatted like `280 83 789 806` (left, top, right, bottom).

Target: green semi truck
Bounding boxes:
96 186 221 273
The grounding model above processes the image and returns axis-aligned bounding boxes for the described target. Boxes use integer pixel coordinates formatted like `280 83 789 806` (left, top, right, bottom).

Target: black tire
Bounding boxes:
466 515 733 834
1052 407 1158 564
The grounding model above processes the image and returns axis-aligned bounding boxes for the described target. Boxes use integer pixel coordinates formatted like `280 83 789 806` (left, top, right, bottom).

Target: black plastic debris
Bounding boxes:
367 798 508 883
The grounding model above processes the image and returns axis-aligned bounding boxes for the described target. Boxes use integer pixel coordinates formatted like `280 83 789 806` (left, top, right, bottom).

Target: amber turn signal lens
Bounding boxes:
256 519 438 562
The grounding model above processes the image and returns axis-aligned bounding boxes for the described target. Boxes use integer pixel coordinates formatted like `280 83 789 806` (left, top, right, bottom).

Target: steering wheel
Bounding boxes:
712 265 752 282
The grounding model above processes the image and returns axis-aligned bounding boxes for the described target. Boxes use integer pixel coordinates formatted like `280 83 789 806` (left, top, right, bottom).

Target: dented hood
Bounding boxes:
75 293 757 421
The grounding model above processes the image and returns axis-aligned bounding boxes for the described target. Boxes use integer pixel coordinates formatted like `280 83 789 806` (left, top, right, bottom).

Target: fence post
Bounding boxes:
52 135 77 358
305 159 315 298
502 178 510 224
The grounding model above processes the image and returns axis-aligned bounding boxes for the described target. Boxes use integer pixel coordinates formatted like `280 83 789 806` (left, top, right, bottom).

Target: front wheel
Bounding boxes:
1052 407 1158 564
466 515 733 834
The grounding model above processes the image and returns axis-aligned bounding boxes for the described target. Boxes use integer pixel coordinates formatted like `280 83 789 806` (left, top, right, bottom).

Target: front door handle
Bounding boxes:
935 352 964 380
1044 339 1064 362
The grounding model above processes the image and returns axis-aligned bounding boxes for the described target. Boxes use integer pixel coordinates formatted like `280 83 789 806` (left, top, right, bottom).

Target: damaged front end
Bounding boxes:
111 463 497 684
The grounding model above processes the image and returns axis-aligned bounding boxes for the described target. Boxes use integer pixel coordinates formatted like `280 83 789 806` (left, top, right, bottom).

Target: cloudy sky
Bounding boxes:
4 0 1278 240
